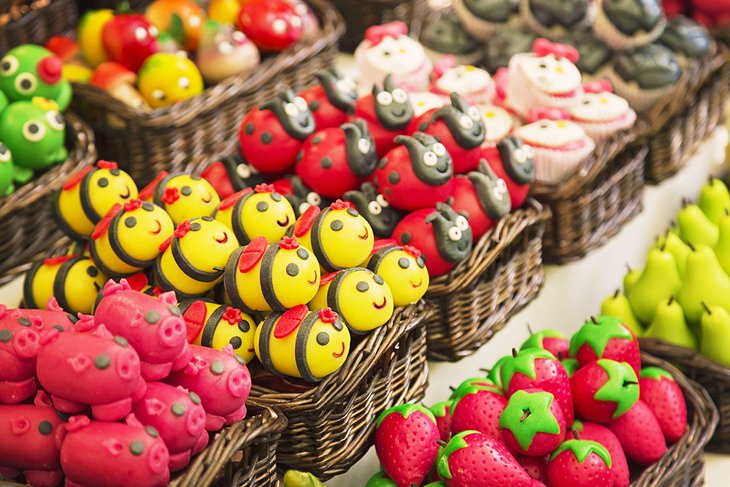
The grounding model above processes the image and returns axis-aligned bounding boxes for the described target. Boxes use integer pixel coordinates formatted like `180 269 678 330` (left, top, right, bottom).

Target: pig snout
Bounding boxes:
157 317 186 348
13 328 40 358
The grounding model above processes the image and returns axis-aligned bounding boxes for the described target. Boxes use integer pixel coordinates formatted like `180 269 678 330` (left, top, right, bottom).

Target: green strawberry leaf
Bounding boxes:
449 378 501 400
594 359 639 418
501 348 557 389
429 400 451 418
499 390 561 451
450 384 504 412
561 358 579 377
569 316 633 358
437 431 474 480
571 419 584 432
488 355 512 387
521 329 566 351
375 403 435 428
550 439 612 468
364 471 397 487
640 366 675 381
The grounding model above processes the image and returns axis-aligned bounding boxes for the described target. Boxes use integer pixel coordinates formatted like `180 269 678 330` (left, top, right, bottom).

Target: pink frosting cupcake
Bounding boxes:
570 80 637 142
430 56 495 106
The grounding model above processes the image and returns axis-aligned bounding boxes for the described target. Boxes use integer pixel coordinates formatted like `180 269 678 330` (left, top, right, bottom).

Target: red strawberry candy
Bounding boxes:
299 70 357 130
569 315 641 375
238 88 315 175
437 430 535 487
499 388 566 456
501 348 574 426
449 377 501 400
561 358 579 378
571 359 639 424
570 420 629 487
517 454 548 483
430 400 453 442
375 403 440 487
546 439 612 487
639 367 687 443
481 136 535 210
608 400 667 466
520 329 570 359
449 385 507 439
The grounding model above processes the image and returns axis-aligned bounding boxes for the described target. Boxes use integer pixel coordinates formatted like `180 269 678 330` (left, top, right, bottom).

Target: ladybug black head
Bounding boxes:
425 202 473 264
372 74 414 131
285 176 331 217
433 92 485 150
261 87 316 140
342 118 378 178
343 182 402 238
468 160 511 219
394 132 453 186
497 135 535 185
223 152 266 190
315 69 357 114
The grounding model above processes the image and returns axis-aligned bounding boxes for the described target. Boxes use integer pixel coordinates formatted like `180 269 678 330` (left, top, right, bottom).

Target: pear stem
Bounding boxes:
702 301 712 315
512 348 518 358
436 440 448 447
668 296 675 305
687 242 696 251
625 263 632 272
590 316 599 325
526 323 534 335
613 289 620 299
449 386 455 392
557 351 564 361
479 368 491 374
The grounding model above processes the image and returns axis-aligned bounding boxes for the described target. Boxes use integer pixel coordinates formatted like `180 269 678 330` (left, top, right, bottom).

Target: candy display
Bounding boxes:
569 81 637 142
299 70 358 130
215 184 294 245
365 241 429 307
0 44 72 110
593 0 666 50
197 20 261 85
430 58 495 106
343 182 401 238
137 53 204 108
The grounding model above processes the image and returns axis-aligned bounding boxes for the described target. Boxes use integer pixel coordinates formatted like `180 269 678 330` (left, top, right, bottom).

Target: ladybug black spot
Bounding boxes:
401 231 412 244
261 132 273 144
312 135 322 145
245 123 254 135
310 100 320 111
321 157 332 169
418 122 429 132
388 171 400 184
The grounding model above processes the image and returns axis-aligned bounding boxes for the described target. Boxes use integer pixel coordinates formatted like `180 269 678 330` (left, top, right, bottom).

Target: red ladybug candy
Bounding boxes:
373 132 454 211
481 136 535 210
295 119 378 199
409 93 486 174
237 0 303 52
299 70 358 130
238 88 315 175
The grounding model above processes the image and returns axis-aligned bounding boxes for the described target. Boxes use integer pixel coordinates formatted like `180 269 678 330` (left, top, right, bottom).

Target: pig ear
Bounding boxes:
46 296 63 312
126 413 144 428
39 327 61 346
93 324 113 339
34 389 53 408
158 290 178 306
66 415 91 432
102 278 128 297
222 344 235 356
74 313 95 332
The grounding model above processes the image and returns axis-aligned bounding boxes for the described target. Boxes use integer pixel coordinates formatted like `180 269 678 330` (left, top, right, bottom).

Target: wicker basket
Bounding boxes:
0 112 96 287
640 338 730 454
247 300 430 480
0 0 78 54
640 45 730 184
632 352 718 486
330 0 428 52
530 133 648 264
70 0 343 186
425 198 550 362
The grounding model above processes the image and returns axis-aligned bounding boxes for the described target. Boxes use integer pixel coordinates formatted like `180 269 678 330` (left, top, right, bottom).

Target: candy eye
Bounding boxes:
284 103 299 117
22 121 45 142
513 148 527 163
456 215 469 231
299 202 310 214
392 88 408 104
376 91 393 106
376 194 389 207
0 55 18 76
152 89 166 101
432 143 447 157
295 96 308 112
237 164 251 179
124 216 137 228
459 115 474 130
306 192 321 206
468 106 481 121
218 41 233 54
178 77 190 90
232 31 246 43
135 27 148 42
316 332 329 345
330 219 343 231
46 111 65 130
422 152 438 167
358 138 371 154
86 266 99 277
373 274 384 285
493 180 507 200
448 227 462 241
336 78 356 94
356 281 369 292
15 73 37 95
0 144 11 162
522 145 534 158
286 263 299 276
256 201 269 212
97 177 109 188
368 201 382 215
398 257 410 269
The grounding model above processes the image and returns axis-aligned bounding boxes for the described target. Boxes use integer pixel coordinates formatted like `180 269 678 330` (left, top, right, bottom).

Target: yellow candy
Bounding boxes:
292 200 374 272
310 267 394 333
214 184 294 245
89 199 174 277
224 236 320 312
153 217 238 299
23 255 108 314
53 160 139 240
179 300 258 363
366 243 429 307
138 53 203 108
254 305 350 382
140 172 221 226
78 9 114 67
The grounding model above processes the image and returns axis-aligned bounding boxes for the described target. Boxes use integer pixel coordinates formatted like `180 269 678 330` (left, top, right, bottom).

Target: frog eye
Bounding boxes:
86 266 99 277
306 192 321 206
376 91 393 106
97 177 109 188
181 186 192 196
124 216 137 228
299 202 310 214
0 55 18 76
232 31 246 43
178 77 190 90
295 96 308 112
392 88 408 104
0 144 11 162
236 164 251 179
135 27 149 42
151 90 166 101
148 25 159 38
15 73 37 95
358 138 371 154
432 143 447 157
468 106 481 121
256 201 269 212
448 226 463 241
46 111 65 130
284 103 299 117
422 151 438 167
22 120 45 142
459 115 474 130
376 194 389 207
286 263 299 276
368 201 382 215
455 215 469 231
316 332 330 345
330 219 343 231
356 281 369 292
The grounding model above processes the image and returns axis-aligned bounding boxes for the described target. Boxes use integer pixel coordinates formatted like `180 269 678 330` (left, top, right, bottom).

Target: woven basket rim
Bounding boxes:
248 299 431 412
633 352 718 486
69 0 344 129
426 198 550 296
0 0 50 25
0 111 95 219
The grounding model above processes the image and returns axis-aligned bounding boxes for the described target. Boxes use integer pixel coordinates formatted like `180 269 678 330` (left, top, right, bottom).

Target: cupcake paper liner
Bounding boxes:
606 68 676 113
574 108 637 142
454 0 519 40
593 0 666 51
526 136 596 184
519 0 595 40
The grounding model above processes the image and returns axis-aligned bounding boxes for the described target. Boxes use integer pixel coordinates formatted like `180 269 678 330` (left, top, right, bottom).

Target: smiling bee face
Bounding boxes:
84 165 138 220
367 245 429 307
214 185 295 245
151 173 221 226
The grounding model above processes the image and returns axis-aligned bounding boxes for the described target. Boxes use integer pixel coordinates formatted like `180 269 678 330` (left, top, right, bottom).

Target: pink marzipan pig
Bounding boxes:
15 297 76 333
0 393 66 487
0 306 43 404
61 415 170 487
36 325 147 421
165 344 251 431
131 382 209 471
92 280 191 381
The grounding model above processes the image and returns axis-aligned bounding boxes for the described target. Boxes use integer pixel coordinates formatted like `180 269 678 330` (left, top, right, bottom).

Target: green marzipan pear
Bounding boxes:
678 204 719 248
698 178 730 225
623 266 641 296
714 210 730 276
643 296 697 350
627 247 681 324
700 303 730 367
655 232 690 278
601 290 643 336
677 244 730 325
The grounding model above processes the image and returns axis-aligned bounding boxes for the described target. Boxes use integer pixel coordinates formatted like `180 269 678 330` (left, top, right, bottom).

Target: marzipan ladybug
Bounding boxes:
299 69 358 130
343 182 402 238
481 135 535 210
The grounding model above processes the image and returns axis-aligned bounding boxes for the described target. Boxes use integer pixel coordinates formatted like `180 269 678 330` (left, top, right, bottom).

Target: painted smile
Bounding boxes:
332 342 345 358
93 281 101 291
119 186 131 199
150 220 162 235
373 296 387 309
358 226 369 240
392 108 406 118
247 348 255 353
277 215 290 227
202 192 212 204
307 270 318 285
215 233 229 244
409 279 423 289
